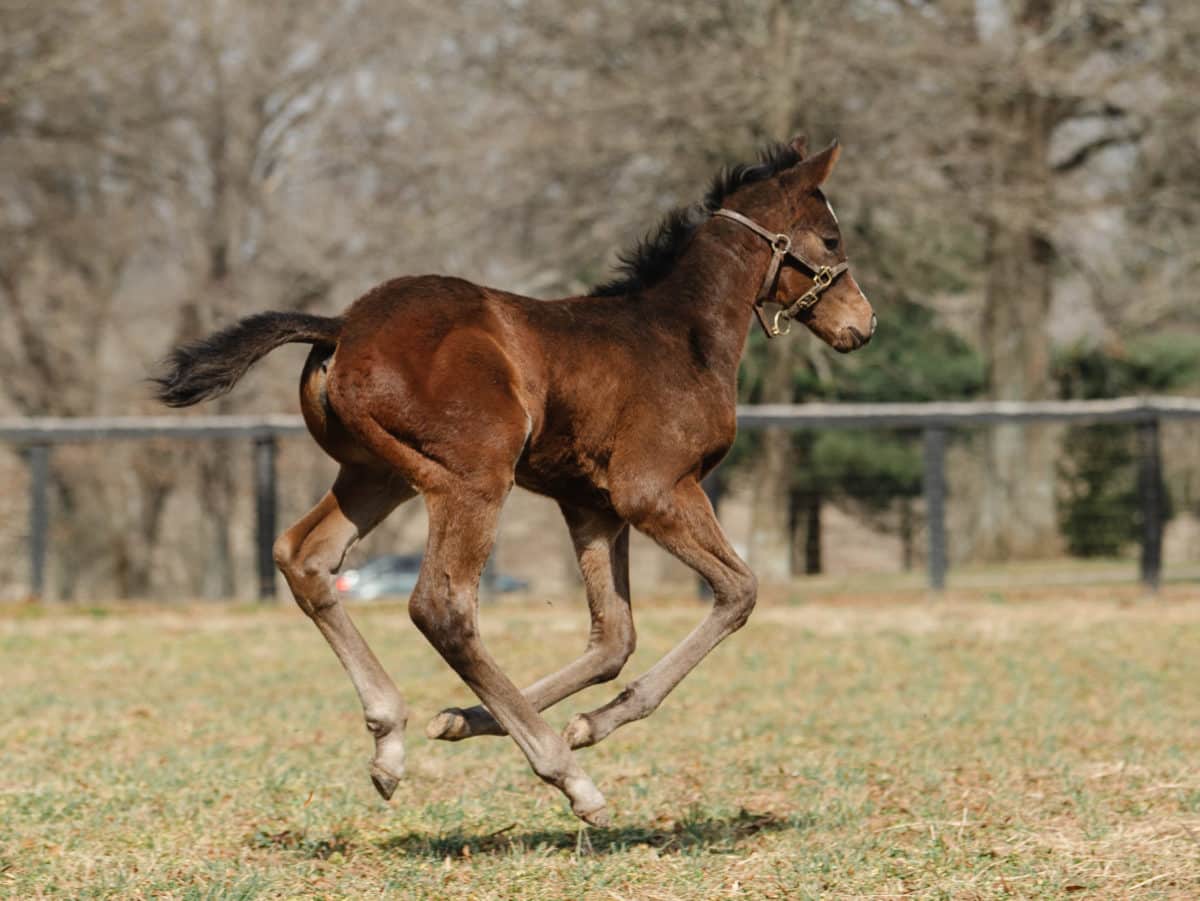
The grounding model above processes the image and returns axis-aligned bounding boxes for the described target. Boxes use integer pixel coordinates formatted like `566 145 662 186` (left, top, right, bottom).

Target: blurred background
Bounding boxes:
1 0 1198 602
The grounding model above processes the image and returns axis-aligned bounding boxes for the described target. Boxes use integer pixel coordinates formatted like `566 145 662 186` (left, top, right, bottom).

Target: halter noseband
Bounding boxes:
713 208 849 339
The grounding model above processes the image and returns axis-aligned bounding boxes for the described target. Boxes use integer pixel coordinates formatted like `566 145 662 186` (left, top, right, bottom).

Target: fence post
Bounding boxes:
25 444 50 600
923 427 947 592
253 436 278 602
1137 418 1163 592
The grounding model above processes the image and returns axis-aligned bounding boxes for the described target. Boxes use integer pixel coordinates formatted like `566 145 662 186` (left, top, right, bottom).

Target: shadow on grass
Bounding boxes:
376 807 811 858
250 826 355 860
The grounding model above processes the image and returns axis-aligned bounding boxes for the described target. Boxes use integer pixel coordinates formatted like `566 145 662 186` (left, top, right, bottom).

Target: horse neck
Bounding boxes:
641 224 768 379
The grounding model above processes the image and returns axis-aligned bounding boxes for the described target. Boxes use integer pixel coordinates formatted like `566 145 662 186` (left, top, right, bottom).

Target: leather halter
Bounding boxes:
713 208 849 339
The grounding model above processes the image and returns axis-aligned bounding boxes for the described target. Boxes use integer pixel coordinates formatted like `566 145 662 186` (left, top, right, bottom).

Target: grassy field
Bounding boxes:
2 588 1199 899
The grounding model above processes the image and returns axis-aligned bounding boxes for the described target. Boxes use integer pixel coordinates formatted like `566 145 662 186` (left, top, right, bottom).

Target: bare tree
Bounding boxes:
0 0 404 597
3 0 1197 598
801 0 1200 558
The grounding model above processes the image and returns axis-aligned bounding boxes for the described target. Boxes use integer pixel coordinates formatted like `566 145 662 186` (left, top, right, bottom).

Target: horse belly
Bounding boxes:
515 439 613 510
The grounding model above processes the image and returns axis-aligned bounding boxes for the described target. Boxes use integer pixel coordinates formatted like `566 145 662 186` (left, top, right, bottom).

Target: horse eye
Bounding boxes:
823 236 840 252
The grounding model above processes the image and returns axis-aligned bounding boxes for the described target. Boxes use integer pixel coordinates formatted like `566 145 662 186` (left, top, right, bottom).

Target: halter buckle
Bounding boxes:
785 288 821 317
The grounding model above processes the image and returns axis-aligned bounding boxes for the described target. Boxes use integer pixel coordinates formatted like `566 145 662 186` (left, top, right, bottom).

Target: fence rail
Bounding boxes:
4 395 1198 600
737 396 1200 427
0 414 308 443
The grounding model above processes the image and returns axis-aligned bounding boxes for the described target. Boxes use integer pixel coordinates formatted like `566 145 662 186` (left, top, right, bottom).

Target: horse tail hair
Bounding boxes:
153 311 342 408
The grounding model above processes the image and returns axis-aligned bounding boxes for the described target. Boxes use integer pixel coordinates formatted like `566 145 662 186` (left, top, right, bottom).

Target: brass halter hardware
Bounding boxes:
713 208 849 339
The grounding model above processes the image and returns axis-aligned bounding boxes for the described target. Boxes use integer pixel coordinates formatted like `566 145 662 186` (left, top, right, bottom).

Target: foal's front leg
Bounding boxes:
410 487 610 825
427 505 635 741
273 466 415 799
564 478 756 750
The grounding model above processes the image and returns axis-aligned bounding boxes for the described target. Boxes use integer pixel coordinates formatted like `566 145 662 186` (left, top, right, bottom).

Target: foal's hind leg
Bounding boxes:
409 486 609 825
427 505 635 741
273 465 415 799
564 478 756 750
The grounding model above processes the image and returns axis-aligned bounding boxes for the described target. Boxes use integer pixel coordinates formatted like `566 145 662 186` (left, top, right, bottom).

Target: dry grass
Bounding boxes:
1 589 1199 899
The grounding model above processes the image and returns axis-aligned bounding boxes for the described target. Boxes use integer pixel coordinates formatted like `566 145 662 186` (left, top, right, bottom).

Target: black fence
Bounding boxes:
3 397 1199 600
1 415 305 601
737 398 1200 591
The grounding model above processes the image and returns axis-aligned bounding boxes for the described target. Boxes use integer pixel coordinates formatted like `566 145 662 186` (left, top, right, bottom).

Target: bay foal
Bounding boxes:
155 137 875 825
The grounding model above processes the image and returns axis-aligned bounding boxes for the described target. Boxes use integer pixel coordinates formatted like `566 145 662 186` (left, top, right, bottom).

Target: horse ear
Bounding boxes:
786 139 841 189
790 134 809 159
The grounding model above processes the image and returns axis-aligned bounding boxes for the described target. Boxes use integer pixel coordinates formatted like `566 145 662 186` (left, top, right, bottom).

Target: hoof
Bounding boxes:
565 773 608 826
369 763 402 801
425 708 471 741
577 804 611 828
563 714 596 750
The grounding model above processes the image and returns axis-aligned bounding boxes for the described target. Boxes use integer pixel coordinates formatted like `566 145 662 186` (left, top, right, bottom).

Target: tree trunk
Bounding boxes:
899 496 914 572
746 0 802 584
123 475 173 598
198 438 238 599
749 338 798 583
803 490 822 575
975 86 1061 560
48 475 77 601
787 483 823 576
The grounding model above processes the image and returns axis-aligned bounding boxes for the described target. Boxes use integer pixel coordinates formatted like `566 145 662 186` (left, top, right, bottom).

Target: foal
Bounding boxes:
156 136 875 825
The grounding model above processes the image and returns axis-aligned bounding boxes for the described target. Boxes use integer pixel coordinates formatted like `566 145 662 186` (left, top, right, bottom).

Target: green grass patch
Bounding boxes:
1 596 1198 898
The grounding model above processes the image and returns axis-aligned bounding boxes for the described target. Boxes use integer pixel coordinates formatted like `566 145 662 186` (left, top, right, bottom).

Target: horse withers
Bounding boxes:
154 136 874 826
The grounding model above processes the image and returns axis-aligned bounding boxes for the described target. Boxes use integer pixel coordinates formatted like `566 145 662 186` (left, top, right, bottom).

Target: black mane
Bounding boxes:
589 142 803 297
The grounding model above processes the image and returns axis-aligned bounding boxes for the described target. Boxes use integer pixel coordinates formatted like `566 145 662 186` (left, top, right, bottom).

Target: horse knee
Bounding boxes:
407 583 438 636
409 585 477 658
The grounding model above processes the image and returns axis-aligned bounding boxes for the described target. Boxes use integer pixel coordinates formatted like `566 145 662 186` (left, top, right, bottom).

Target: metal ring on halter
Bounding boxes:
771 309 792 336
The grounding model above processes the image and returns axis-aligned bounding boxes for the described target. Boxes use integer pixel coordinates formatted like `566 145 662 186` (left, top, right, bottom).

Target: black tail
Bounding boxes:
153 311 342 407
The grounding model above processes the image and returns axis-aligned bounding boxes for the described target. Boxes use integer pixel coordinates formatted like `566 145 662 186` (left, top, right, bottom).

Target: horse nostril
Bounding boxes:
846 321 874 350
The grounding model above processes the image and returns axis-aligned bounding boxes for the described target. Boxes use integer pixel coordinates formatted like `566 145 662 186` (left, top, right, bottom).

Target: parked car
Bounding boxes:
336 554 529 601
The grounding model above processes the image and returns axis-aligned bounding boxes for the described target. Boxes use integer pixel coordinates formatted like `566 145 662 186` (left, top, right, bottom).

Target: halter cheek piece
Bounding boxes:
713 208 849 339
